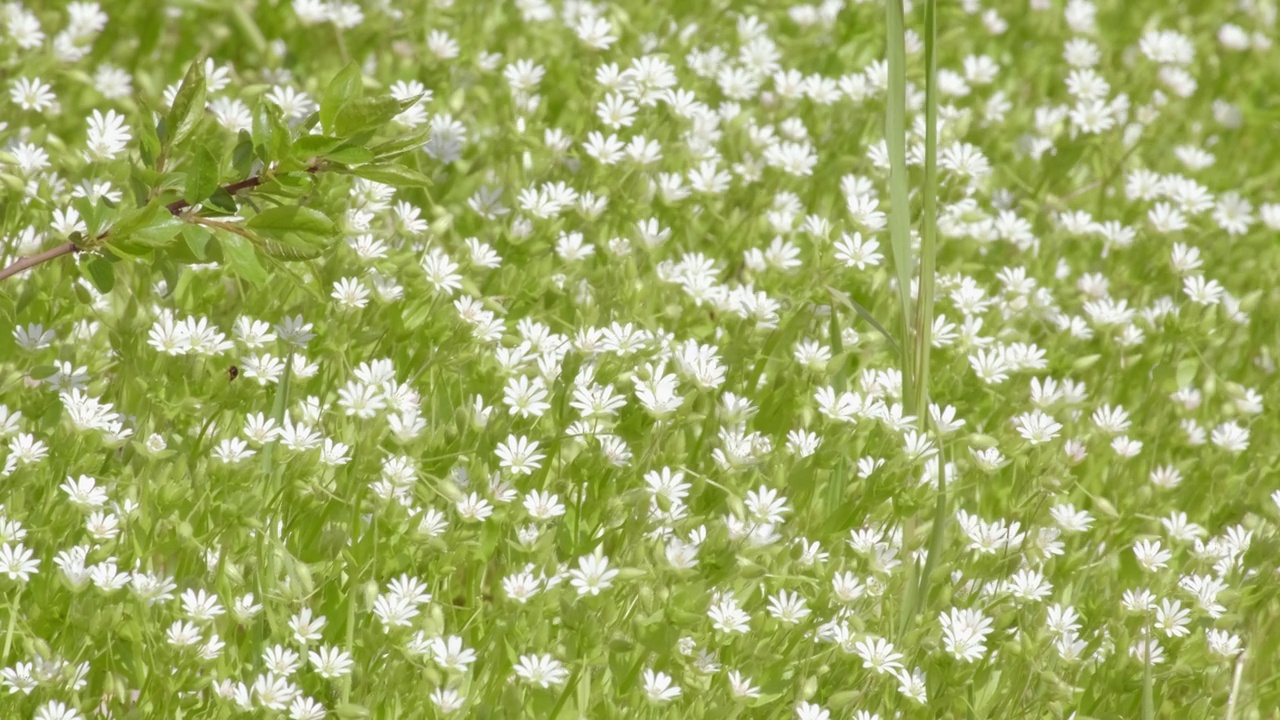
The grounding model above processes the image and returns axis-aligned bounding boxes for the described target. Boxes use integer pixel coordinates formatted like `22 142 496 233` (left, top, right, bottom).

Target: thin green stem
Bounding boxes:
885 0 915 413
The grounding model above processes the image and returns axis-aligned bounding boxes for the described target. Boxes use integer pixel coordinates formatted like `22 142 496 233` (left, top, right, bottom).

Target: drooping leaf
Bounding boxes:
166 58 207 150
320 62 363 135
182 225 212 261
218 232 268 287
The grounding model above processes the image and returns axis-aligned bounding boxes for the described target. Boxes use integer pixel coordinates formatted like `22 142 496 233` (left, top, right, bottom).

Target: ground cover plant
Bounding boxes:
1 0 1279 718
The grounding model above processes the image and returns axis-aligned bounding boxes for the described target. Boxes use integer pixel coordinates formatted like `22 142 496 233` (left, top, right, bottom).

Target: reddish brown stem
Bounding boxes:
0 242 79 282
164 175 263 215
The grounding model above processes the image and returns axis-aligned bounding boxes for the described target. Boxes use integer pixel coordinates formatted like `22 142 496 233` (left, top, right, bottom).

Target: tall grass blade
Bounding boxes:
914 0 945 616
884 0 915 415
913 0 938 419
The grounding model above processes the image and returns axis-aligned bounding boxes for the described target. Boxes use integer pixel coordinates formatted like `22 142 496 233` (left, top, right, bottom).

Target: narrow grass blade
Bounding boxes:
885 0 916 414
826 285 902 357
912 0 946 628
912 0 939 419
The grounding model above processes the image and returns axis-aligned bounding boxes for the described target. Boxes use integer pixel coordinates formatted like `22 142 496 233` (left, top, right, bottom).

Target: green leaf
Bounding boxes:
137 99 161 168
157 253 181 296
218 233 268 288
293 134 348 159
333 703 370 720
83 255 115 294
183 142 220 205
109 202 184 250
320 62 363 135
247 206 336 237
182 225 212 261
29 365 59 380
1175 358 1198 388
334 94 411 137
254 100 291 163
369 125 431 159
231 131 254 178
346 162 432 188
205 186 239 214
71 197 103 238
323 145 375 165
166 58 207 150
258 237 325 261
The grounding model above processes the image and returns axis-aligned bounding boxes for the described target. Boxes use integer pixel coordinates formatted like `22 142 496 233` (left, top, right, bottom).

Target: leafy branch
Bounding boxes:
0 58 432 288
0 165 320 283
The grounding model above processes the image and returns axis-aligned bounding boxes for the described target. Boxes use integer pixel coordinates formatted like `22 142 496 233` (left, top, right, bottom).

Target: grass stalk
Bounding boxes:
915 0 944 608
887 0 943 641
884 0 915 410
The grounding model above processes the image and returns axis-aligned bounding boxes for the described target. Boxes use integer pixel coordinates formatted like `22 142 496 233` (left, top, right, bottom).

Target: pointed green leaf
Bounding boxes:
109 201 185 249
324 145 375 165
1175 358 1198 388
334 94 414 137
137 99 161 168
369 125 431 160
29 365 60 380
182 225 212 261
218 233 268 288
346 162 432 188
246 206 336 237
205 186 239 214
83 255 115 294
166 58 207 150
183 142 220 205
254 99 291 163
258 237 325 261
333 703 370 720
231 131 254 178
320 62 363 135
293 134 348 159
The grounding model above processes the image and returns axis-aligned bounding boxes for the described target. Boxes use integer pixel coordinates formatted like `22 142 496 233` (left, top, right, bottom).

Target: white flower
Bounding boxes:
642 669 681 703
309 645 354 678
10 77 56 112
331 277 370 308
289 608 326 644
84 109 131 161
939 607 994 662
495 434 545 476
568 551 619 596
512 654 568 688
796 702 830 720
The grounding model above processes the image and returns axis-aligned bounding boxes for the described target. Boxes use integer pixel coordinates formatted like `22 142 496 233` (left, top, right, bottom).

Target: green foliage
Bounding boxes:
1 1 1280 719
